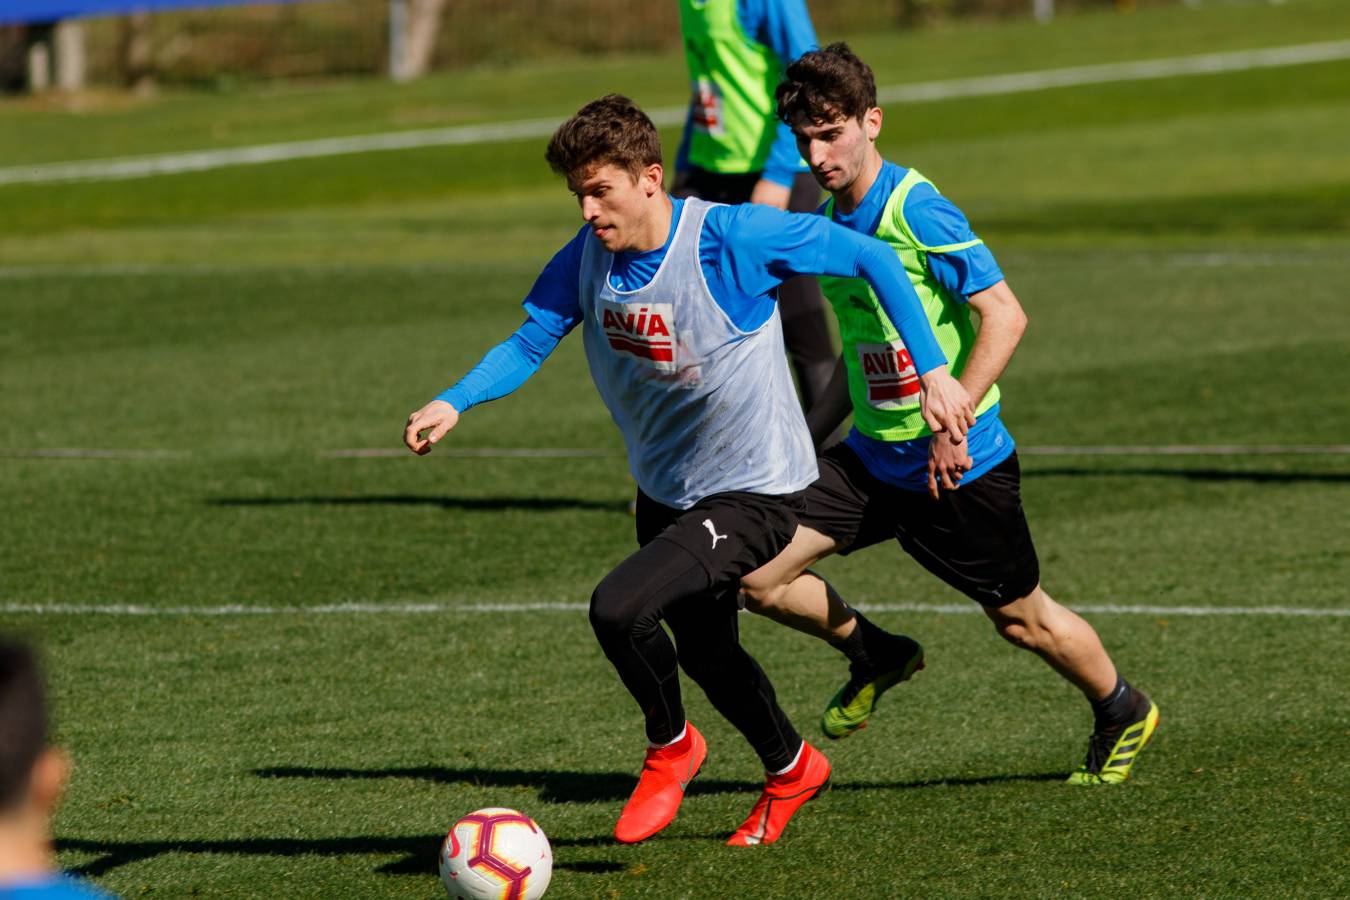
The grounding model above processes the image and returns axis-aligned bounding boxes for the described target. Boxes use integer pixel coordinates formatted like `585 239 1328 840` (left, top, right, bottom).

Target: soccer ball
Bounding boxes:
439 807 553 900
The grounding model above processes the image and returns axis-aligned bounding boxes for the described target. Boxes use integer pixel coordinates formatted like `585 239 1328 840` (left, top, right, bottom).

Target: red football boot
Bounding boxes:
727 741 831 846
613 722 707 844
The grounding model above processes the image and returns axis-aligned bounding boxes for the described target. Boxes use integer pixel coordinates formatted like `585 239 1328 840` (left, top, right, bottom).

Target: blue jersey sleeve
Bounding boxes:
522 226 587 336
435 316 563 413
434 230 583 412
711 205 947 374
903 183 1004 300
741 0 817 187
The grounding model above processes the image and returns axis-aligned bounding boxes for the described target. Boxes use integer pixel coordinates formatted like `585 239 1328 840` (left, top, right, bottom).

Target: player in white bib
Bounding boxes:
404 95 975 846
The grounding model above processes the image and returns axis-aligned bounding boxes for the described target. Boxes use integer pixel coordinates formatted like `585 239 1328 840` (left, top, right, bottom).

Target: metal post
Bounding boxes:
54 20 85 90
1033 0 1054 23
26 27 52 92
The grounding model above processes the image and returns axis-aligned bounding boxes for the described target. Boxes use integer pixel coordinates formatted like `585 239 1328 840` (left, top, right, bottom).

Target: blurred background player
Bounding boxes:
0 638 112 899
674 0 837 417
404 95 975 846
740 44 1160 786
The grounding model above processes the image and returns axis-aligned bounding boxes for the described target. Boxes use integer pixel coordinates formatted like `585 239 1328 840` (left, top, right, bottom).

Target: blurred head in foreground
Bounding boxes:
0 637 110 897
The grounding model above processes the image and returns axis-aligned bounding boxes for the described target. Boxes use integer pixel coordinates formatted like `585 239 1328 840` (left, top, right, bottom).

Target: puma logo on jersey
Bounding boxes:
702 519 728 549
600 301 675 370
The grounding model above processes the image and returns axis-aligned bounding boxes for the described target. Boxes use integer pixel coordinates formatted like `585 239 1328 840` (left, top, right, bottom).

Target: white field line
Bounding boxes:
1020 445 1350 456
0 601 1344 618
3 445 1349 461
324 447 623 459
2 39 1349 186
0 448 190 460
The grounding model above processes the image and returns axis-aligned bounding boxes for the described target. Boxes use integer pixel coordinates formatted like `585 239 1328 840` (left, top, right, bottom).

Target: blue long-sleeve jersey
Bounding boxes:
436 199 947 413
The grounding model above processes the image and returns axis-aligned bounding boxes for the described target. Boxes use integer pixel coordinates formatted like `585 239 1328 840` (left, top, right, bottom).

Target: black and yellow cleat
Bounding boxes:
821 635 924 740
1067 692 1160 785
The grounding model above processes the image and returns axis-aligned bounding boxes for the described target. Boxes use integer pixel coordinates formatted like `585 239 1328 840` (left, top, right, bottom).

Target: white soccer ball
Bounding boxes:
439 807 553 900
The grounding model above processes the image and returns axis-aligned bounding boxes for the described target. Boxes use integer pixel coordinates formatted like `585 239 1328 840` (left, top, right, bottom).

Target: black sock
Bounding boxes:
1089 675 1134 729
821 580 871 665
832 620 868 662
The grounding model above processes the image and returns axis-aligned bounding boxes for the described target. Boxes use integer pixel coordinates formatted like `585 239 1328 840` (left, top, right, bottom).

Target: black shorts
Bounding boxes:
800 444 1040 607
636 489 807 587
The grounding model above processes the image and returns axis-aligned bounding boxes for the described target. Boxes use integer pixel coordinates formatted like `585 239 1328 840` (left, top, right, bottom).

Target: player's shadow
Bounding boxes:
207 494 627 512
255 764 1068 801
255 764 760 803
56 768 1065 877
1024 466 1350 484
56 834 621 879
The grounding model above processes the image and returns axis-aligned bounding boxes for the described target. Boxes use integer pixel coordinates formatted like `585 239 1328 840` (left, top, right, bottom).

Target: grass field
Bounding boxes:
2 1 1349 897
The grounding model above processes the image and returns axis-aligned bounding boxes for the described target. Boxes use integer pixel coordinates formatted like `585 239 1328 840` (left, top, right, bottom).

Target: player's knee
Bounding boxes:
987 604 1042 651
737 578 786 615
986 586 1052 651
588 580 640 640
994 617 1038 650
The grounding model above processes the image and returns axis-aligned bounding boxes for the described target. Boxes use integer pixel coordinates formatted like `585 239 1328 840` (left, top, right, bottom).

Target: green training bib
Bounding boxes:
679 0 781 174
817 169 1000 442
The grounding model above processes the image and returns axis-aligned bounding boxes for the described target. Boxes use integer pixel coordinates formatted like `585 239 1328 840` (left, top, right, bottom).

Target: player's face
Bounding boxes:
793 107 882 194
569 162 664 253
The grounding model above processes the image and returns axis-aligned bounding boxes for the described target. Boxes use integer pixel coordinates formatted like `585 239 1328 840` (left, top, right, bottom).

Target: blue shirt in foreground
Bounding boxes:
0 874 114 899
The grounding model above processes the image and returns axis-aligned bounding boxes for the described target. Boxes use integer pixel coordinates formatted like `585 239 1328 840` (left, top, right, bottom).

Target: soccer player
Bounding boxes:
0 638 113 898
674 0 836 414
739 45 1160 785
403 95 976 844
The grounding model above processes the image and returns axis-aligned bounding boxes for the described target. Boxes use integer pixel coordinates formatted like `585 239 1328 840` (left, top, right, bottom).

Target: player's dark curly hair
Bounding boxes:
545 94 663 183
0 638 47 812
775 42 878 127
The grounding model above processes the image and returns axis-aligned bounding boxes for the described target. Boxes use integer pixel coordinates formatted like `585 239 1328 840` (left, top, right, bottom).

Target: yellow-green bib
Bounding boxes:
679 0 780 174
818 169 1000 442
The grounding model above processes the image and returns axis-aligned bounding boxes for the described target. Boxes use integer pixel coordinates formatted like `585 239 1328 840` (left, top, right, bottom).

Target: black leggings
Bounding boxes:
589 537 800 772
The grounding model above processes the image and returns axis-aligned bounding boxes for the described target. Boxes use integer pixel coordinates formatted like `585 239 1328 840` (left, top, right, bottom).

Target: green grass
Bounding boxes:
1 0 1349 897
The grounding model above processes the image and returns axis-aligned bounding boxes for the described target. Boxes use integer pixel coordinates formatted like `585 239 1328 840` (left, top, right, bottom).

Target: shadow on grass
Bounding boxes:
207 494 627 512
56 834 621 879
255 764 1069 802
1025 466 1350 484
56 768 1066 877
255 765 758 803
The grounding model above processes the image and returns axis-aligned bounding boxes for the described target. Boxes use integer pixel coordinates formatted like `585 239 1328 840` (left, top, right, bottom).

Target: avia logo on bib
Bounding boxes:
601 301 676 372
691 78 725 136
857 341 920 409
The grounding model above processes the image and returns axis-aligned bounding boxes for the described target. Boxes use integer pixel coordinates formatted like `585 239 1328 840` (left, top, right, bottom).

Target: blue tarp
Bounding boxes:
0 0 316 26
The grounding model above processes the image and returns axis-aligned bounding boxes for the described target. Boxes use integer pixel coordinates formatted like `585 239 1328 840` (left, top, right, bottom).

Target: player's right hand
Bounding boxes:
403 400 459 455
918 365 977 445
927 430 973 501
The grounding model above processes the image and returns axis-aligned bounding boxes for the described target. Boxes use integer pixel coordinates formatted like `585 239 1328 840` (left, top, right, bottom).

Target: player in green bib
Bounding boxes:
739 44 1160 786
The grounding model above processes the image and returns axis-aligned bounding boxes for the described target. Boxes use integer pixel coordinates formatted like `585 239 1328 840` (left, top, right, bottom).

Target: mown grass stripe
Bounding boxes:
2 40 1347 186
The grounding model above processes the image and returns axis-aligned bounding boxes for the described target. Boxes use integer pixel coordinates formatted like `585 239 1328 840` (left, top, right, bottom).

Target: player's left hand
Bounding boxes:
749 178 791 210
918 365 977 445
927 431 973 500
